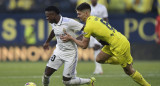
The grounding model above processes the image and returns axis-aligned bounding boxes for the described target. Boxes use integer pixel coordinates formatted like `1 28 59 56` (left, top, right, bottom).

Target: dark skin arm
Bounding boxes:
43 30 55 50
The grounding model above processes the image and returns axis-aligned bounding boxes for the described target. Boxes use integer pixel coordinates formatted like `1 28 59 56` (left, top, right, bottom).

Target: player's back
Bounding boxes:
84 16 126 46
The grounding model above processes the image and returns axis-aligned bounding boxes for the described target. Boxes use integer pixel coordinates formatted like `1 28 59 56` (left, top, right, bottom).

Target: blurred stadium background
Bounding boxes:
0 0 160 86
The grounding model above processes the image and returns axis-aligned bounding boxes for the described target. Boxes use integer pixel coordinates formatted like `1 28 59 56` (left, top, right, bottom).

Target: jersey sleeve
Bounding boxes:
83 25 92 38
102 6 108 18
69 19 83 31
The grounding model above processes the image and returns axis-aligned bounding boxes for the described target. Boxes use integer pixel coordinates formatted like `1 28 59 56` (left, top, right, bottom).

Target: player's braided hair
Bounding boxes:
45 6 60 14
76 2 91 11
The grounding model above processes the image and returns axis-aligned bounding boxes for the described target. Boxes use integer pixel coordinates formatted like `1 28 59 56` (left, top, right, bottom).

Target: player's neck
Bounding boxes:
55 15 61 24
84 15 90 23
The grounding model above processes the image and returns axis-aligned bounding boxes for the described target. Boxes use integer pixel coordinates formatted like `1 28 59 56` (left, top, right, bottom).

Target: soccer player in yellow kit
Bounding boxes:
60 2 151 86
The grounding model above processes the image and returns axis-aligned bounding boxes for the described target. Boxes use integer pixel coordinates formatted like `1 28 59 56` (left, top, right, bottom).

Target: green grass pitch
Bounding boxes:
0 61 160 86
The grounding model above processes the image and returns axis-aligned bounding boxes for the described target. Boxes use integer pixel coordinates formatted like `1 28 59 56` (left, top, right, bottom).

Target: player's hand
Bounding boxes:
43 42 49 50
60 29 72 42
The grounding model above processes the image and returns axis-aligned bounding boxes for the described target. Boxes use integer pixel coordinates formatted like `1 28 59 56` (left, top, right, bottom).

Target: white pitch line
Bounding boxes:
0 74 160 79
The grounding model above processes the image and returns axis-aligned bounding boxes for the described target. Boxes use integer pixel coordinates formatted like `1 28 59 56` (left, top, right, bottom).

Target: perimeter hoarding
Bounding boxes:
0 13 157 61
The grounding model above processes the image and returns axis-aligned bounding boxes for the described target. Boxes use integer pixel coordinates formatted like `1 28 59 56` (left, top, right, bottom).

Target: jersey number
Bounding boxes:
51 55 56 61
100 19 115 36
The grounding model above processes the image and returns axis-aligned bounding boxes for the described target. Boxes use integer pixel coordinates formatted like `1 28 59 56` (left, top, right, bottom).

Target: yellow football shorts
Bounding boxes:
102 38 133 68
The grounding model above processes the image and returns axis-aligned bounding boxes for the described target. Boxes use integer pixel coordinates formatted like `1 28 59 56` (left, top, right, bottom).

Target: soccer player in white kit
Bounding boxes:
89 0 108 74
42 6 95 86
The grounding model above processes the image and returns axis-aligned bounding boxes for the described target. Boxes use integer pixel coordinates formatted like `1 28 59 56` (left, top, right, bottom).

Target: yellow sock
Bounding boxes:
130 71 151 86
105 56 119 64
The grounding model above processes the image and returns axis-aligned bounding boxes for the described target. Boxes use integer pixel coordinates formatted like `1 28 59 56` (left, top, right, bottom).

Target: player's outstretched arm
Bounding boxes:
76 34 83 41
43 30 55 50
60 32 90 49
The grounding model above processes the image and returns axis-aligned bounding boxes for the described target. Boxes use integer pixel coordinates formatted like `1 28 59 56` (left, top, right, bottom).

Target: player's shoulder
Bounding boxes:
62 17 70 23
87 16 100 22
85 16 95 28
50 23 55 28
86 16 93 25
63 17 78 23
87 16 95 20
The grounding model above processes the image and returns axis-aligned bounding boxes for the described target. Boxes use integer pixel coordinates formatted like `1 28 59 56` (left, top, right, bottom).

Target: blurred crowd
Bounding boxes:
0 0 158 14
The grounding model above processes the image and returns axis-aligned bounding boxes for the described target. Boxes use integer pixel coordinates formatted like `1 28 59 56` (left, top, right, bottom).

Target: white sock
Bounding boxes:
95 61 103 72
63 77 90 85
94 50 103 73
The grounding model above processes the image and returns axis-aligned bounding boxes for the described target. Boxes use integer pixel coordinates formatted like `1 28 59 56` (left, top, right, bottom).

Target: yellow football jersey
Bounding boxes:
83 16 133 67
83 16 124 47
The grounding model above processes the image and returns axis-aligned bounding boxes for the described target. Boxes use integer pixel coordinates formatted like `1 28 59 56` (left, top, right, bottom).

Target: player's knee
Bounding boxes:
124 68 135 75
124 70 130 75
44 66 56 76
96 57 105 63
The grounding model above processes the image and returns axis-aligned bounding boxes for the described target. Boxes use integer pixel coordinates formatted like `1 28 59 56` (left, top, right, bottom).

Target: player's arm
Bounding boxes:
76 26 85 41
45 30 55 43
43 30 55 50
76 34 83 41
73 36 90 49
60 32 90 49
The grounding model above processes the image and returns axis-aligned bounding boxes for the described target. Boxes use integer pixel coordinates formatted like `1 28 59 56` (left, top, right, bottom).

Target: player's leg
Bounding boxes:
62 62 92 86
96 50 119 64
42 66 56 86
121 46 151 86
105 56 119 64
96 45 119 64
62 52 95 86
96 50 111 63
42 53 63 86
93 49 103 74
63 76 95 86
123 64 151 86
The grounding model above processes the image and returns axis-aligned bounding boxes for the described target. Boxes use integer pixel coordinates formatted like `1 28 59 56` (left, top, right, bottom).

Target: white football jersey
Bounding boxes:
51 16 83 51
90 3 108 18
89 36 102 47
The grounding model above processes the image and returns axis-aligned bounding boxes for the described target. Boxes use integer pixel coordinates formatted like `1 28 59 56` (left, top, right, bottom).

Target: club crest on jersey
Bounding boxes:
62 28 66 36
63 28 66 32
